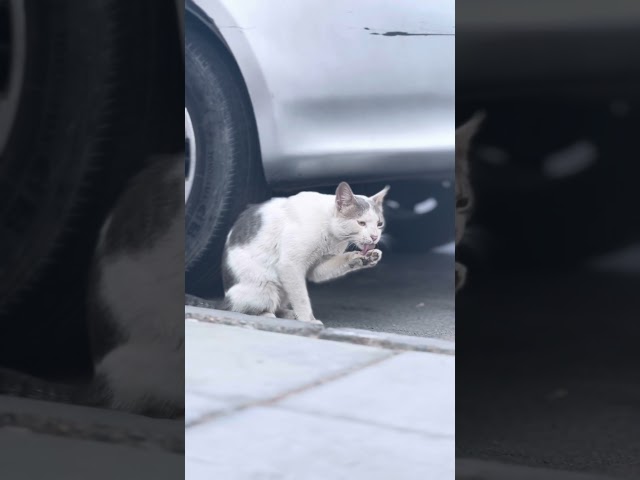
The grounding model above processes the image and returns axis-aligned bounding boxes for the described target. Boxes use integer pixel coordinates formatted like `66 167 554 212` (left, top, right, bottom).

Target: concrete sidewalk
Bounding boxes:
185 309 455 480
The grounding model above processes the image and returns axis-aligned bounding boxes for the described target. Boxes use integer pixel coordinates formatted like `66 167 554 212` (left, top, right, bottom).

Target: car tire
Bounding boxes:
185 27 267 297
1 0 158 375
0 0 154 311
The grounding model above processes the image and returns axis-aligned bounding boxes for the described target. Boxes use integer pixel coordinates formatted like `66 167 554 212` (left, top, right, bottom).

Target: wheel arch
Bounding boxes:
185 1 231 57
185 1 278 187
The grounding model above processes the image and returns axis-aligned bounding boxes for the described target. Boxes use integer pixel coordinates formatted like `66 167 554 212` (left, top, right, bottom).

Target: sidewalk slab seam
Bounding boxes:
268 403 453 441
186 349 397 428
277 350 454 438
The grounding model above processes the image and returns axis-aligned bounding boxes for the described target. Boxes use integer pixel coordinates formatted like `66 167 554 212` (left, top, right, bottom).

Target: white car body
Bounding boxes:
186 0 455 188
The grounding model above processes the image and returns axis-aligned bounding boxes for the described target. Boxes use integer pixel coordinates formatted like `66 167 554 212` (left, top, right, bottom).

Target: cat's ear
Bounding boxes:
370 185 390 206
335 182 356 212
456 111 485 150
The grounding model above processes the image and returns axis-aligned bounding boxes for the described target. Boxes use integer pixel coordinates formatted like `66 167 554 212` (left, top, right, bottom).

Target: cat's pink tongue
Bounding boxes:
361 244 376 254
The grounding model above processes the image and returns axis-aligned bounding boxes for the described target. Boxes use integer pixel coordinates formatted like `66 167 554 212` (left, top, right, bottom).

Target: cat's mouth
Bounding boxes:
359 243 376 255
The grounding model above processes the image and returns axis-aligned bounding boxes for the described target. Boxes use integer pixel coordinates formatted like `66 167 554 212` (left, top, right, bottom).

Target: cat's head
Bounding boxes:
331 182 390 252
455 111 485 243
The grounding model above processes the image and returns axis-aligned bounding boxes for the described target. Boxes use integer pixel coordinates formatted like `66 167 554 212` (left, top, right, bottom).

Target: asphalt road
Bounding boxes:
456 249 640 479
310 246 454 340
186 246 455 341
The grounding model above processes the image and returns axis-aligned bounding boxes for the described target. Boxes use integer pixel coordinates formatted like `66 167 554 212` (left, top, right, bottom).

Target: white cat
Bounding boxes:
220 182 390 324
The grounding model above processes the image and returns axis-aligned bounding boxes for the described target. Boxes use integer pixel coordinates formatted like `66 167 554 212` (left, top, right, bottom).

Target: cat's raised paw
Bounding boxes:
362 249 382 267
348 249 382 268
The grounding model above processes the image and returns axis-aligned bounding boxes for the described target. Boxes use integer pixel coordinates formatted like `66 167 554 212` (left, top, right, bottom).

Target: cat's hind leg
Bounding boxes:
275 307 298 320
225 282 280 317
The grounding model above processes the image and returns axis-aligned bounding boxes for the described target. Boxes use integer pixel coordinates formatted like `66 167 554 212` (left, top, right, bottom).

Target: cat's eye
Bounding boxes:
358 221 366 226
377 222 383 227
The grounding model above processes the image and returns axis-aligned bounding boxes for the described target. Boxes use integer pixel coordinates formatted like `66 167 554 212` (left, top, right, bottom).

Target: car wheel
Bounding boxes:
0 0 161 377
185 27 267 296
0 0 153 313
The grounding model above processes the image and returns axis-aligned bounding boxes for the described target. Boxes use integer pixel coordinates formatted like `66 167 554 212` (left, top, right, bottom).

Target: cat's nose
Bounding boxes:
370 234 378 243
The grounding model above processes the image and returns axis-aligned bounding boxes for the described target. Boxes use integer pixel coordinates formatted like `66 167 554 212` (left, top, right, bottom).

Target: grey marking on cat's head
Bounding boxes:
228 205 262 246
333 183 390 248
367 185 390 218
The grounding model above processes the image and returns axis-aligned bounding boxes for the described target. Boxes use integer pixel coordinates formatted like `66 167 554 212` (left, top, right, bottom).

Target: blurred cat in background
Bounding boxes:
456 112 485 292
0 154 184 418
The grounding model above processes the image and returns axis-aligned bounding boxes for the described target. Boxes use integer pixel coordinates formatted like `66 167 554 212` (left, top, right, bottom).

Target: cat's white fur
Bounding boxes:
223 182 389 323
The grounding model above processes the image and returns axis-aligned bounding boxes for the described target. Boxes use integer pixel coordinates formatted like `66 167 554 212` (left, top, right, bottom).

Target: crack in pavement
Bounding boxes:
186 351 397 428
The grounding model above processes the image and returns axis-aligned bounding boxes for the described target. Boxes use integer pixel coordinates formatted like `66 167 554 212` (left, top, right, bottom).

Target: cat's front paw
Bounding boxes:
361 248 382 267
348 249 382 268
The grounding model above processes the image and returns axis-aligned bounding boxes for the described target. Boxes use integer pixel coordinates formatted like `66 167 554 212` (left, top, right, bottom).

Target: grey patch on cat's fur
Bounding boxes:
353 197 371 217
341 196 370 219
102 157 182 255
221 248 237 292
228 205 262 246
366 198 384 218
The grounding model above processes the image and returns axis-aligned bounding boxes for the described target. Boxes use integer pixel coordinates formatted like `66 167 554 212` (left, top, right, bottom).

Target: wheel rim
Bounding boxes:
0 0 27 153
184 107 197 203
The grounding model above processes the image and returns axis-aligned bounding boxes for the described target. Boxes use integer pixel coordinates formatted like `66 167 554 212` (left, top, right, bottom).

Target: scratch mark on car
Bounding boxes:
219 25 256 30
364 27 452 37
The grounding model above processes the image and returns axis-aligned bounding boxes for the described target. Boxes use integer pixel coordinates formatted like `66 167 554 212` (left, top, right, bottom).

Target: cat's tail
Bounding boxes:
185 294 229 311
0 367 105 407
